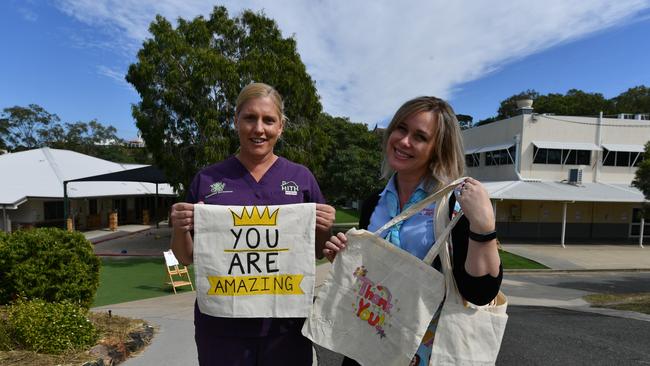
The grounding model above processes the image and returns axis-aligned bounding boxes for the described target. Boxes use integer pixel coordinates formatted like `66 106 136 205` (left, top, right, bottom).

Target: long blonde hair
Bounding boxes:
381 96 465 192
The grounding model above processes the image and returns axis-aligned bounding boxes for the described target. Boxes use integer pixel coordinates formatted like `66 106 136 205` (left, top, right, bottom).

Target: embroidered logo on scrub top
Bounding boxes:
206 181 233 198
281 181 299 196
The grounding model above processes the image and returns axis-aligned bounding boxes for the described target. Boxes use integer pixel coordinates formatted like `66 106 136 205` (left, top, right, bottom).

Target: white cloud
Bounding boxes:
54 0 650 125
18 6 38 22
96 65 131 89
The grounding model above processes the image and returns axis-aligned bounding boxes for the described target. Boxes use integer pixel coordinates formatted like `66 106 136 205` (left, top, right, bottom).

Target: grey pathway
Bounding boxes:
502 243 650 270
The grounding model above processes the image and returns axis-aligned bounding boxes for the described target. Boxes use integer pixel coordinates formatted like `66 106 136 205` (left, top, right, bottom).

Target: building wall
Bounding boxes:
494 199 639 241
463 116 523 181
465 114 650 184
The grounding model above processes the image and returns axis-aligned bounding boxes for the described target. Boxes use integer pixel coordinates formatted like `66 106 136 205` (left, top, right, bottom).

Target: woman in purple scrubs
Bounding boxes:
170 82 335 366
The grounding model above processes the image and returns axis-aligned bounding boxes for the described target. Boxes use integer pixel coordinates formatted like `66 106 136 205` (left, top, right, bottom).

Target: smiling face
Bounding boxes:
386 110 437 180
234 96 284 162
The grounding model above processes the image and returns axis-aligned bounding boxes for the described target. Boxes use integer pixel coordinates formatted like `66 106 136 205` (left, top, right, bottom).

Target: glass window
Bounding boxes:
89 199 98 215
603 148 615 166
616 151 631 167
547 149 562 164
576 150 591 165
563 150 577 165
485 147 514 166
533 147 547 164
44 201 64 221
465 153 479 167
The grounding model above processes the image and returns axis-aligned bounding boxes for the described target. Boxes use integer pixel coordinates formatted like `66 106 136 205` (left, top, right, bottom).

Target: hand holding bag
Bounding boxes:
303 179 465 366
429 198 508 366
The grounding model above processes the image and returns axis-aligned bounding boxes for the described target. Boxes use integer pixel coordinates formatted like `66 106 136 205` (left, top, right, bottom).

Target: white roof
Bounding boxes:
483 180 645 203
601 143 645 153
0 148 175 206
532 141 601 151
465 142 515 154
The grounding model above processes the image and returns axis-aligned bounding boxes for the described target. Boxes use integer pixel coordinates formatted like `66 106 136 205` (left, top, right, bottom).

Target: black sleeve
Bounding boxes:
358 191 381 230
449 194 503 306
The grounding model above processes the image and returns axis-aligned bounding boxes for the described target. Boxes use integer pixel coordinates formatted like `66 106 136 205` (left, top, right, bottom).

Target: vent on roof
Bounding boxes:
568 168 582 185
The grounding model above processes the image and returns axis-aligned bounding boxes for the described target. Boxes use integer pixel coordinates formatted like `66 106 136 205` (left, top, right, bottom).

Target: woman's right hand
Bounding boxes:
170 201 202 232
323 232 348 262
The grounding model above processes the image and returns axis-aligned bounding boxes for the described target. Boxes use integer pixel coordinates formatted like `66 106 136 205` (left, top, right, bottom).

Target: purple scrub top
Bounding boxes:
187 155 325 337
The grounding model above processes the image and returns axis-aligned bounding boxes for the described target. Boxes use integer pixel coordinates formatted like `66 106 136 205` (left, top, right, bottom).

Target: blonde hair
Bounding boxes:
381 96 465 192
235 82 286 123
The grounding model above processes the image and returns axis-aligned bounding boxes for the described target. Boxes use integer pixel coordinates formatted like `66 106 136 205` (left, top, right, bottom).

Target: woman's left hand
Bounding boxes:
455 177 495 233
315 204 336 231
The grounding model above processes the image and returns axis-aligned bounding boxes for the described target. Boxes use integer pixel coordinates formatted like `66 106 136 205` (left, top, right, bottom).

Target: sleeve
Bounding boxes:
185 173 201 204
305 169 326 204
359 191 381 230
449 195 503 306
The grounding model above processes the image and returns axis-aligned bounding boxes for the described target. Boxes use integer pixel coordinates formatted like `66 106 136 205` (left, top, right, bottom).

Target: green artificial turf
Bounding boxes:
93 257 195 307
499 249 548 269
335 207 360 223
92 248 545 307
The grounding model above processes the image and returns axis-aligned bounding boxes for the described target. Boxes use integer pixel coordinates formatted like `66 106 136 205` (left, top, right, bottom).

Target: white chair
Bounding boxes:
163 250 194 294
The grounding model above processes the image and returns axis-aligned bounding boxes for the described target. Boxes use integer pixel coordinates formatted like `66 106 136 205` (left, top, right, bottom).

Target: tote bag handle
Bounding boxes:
373 177 466 266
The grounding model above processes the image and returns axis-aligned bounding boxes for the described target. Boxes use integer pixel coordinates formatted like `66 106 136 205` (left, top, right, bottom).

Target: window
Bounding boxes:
485 146 515 166
603 148 643 167
89 199 98 215
465 153 480 167
44 201 64 221
533 147 591 165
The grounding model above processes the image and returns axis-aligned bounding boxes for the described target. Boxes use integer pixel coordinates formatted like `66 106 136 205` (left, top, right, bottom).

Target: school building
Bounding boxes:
0 147 176 233
462 101 650 244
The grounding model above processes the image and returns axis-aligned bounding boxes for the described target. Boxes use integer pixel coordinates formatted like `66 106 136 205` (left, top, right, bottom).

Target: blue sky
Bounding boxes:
2 1 650 139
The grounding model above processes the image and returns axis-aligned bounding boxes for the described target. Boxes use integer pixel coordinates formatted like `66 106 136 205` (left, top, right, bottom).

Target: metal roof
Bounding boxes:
601 143 645 153
0 148 175 207
532 141 601 151
465 142 515 154
483 180 645 203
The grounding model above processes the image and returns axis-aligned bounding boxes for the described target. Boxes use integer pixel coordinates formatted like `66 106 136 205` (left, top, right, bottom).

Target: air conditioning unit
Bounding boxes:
568 168 583 185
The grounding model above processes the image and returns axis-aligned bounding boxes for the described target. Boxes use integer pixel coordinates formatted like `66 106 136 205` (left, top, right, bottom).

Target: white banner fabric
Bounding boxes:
193 203 316 318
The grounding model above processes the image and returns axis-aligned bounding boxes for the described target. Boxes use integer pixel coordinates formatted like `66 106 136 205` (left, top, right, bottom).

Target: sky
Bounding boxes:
2 0 650 139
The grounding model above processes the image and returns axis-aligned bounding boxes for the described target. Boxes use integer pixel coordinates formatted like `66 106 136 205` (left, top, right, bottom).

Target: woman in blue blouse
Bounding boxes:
323 96 502 366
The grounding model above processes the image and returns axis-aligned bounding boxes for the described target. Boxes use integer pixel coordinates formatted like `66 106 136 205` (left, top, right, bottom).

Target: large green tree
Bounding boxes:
0 104 60 150
317 114 384 204
612 85 650 114
126 6 322 193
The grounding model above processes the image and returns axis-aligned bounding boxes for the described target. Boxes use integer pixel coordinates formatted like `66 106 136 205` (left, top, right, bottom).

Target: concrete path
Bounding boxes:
502 243 650 270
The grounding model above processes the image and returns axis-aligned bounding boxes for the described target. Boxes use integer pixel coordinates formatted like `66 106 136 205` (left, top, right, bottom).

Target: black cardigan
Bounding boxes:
359 192 502 305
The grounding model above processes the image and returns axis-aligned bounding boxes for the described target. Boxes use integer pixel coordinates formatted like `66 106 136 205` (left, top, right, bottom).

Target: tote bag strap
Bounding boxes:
373 177 467 265
439 216 465 305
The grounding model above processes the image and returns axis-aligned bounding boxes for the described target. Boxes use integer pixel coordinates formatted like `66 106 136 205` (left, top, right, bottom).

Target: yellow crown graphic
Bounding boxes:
230 206 279 226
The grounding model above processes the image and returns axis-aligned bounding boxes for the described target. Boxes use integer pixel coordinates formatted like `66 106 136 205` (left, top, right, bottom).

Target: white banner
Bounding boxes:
194 203 316 318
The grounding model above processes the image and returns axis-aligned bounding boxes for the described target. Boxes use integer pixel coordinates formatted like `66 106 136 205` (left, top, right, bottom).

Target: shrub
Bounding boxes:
8 299 97 354
0 228 101 308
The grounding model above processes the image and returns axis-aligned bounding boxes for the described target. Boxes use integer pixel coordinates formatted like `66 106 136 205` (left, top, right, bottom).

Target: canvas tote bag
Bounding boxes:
429 200 508 366
193 203 316 318
303 179 465 366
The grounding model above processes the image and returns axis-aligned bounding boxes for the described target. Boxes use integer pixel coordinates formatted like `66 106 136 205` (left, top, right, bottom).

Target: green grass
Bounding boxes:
584 293 650 315
93 257 195 307
92 249 545 307
499 249 548 269
335 207 360 223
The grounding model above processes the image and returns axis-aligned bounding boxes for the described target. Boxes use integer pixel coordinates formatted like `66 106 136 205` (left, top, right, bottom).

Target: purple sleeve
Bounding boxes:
307 170 326 204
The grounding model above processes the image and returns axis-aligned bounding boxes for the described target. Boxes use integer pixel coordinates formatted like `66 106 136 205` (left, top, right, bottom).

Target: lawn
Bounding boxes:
335 207 360 223
584 293 650 314
93 257 195 307
499 249 548 269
